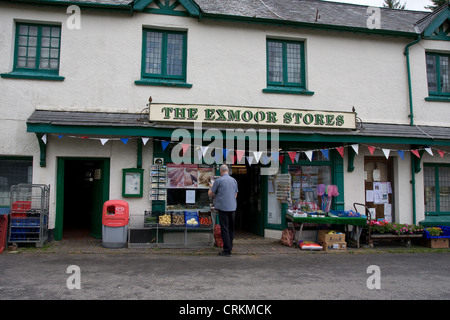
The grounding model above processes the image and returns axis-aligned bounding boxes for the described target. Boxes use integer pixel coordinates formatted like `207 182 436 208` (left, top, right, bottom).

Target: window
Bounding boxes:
263 39 313 95
1 23 63 81
426 52 450 100
135 29 191 87
0 158 33 207
424 164 450 215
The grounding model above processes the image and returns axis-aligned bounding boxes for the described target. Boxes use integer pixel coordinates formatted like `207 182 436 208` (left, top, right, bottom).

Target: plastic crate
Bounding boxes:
185 211 199 228
144 211 164 227
423 226 450 239
0 215 8 254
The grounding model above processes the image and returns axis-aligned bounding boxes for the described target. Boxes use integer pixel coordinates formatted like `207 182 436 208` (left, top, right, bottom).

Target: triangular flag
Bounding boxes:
214 149 223 163
181 144 190 155
351 144 359 154
320 149 329 160
58 135 63 139
295 152 300 163
236 150 245 162
397 150 404 160
305 150 313 161
100 138 109 145
223 148 230 160
438 150 445 158
367 146 376 155
425 147 433 156
120 138 129 144
253 151 262 163
279 155 284 164
201 146 209 157
141 137 149 146
271 152 279 163
246 156 254 165
336 147 344 158
287 151 296 163
41 134 47 145
196 149 202 161
161 140 170 151
411 150 420 158
382 149 390 159
261 156 269 165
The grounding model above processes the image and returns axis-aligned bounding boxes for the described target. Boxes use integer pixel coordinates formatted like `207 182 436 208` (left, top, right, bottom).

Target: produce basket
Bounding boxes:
144 211 164 227
171 211 185 227
185 211 199 228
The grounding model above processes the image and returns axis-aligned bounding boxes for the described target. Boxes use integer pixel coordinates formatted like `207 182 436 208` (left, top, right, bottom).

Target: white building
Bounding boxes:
0 0 449 243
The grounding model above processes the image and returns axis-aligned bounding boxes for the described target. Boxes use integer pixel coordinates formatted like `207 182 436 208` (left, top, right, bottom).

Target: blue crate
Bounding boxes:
423 226 450 239
184 211 199 228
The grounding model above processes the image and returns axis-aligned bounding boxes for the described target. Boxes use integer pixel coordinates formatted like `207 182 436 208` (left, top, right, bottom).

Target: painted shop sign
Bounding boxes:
149 104 356 129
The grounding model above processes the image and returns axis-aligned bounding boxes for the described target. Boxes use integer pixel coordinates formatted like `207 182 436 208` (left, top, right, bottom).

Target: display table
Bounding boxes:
286 214 368 248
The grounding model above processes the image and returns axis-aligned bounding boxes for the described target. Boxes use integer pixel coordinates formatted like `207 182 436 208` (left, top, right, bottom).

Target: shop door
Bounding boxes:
55 158 110 240
364 157 394 222
233 165 263 236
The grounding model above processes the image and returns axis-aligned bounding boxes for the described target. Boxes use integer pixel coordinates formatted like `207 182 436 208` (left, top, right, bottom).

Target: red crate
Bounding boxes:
11 201 31 218
0 215 8 254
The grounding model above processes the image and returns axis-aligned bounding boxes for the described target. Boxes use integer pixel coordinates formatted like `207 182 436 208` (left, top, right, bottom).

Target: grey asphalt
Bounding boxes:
1 251 449 302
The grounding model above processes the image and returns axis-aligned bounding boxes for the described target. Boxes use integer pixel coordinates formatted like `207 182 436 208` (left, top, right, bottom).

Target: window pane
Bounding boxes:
166 33 183 76
439 56 450 93
426 54 437 92
0 159 33 207
286 42 302 84
439 167 450 211
267 41 283 83
145 31 162 75
424 166 436 212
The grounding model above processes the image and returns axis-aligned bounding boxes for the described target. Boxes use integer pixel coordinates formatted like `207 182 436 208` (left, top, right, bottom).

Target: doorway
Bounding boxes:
231 164 264 237
55 158 110 240
364 157 394 222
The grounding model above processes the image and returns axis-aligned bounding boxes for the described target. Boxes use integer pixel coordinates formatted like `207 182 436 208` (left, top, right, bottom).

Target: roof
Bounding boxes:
1 0 436 36
26 109 450 146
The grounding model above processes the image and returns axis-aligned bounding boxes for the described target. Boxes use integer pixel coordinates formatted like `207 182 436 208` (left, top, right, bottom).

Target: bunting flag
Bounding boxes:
58 135 63 139
287 151 296 163
261 156 270 165
161 140 170 151
336 147 344 158
253 151 262 163
295 152 300 163
305 150 313 161
425 147 433 156
181 143 190 155
271 152 279 164
438 150 445 158
320 149 329 160
246 156 254 165
367 146 376 155
120 138 129 144
235 150 245 162
382 148 390 159
201 146 209 157
279 155 284 164
41 134 47 145
397 150 404 160
223 148 231 160
215 149 223 163
351 144 359 154
196 149 202 161
411 150 421 158
100 138 109 146
141 137 149 146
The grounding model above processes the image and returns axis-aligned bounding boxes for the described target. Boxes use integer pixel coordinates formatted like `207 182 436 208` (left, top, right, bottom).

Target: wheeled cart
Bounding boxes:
8 184 50 248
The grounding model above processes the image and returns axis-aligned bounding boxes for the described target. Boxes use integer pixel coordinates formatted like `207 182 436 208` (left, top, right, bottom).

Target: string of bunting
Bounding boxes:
40 134 448 164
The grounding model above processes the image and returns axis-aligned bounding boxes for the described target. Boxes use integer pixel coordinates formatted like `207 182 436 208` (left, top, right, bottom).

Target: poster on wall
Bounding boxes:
167 164 213 189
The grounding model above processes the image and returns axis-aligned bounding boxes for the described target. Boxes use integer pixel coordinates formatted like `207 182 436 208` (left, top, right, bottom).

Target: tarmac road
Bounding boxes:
1 252 449 302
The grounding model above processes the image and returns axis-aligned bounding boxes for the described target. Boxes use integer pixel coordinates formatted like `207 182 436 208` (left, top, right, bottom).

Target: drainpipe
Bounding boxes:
404 35 421 225
404 35 421 127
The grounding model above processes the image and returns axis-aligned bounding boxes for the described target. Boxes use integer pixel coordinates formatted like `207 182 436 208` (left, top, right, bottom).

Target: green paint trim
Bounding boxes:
404 35 421 127
122 168 144 197
134 79 192 88
262 87 314 95
422 7 450 38
425 96 450 102
1 0 133 10
1 71 65 81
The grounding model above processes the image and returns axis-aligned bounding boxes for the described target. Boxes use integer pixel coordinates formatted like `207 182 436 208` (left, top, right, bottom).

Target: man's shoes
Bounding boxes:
218 251 231 256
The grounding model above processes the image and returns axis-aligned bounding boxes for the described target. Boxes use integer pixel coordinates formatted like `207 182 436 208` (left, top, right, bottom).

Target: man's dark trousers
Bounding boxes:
218 210 235 254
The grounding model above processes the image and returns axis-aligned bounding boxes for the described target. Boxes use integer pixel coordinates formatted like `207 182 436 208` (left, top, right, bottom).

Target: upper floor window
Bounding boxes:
1 22 63 81
263 39 313 95
135 28 191 88
426 52 450 99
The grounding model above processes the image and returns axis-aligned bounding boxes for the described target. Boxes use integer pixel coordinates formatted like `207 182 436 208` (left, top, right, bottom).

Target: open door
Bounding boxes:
55 158 110 240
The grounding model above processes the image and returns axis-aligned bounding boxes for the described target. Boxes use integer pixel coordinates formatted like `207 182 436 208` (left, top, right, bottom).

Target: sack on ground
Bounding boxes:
214 224 223 248
280 228 294 247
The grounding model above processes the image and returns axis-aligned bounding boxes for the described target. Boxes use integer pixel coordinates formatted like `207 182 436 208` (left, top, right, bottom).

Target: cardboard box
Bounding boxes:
322 241 347 251
424 238 449 248
318 230 345 244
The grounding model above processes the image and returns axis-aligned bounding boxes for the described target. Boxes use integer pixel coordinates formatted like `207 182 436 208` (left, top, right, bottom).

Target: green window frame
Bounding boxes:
424 164 450 216
135 28 191 88
0 157 33 207
425 52 450 101
263 39 313 95
1 22 64 81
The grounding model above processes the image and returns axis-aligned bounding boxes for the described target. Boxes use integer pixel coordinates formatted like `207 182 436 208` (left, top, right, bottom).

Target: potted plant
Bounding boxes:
425 227 442 237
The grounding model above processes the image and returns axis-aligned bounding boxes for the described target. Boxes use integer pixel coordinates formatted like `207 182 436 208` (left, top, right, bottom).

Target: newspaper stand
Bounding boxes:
8 184 49 248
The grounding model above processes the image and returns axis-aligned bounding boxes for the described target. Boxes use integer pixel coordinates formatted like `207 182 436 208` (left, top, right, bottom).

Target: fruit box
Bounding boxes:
424 238 449 248
318 230 346 244
322 241 347 251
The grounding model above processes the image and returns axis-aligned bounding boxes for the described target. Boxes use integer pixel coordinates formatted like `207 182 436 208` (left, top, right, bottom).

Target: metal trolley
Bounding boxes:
8 184 50 247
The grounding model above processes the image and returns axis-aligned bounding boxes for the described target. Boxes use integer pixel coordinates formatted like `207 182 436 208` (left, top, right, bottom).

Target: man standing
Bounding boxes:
208 164 238 256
